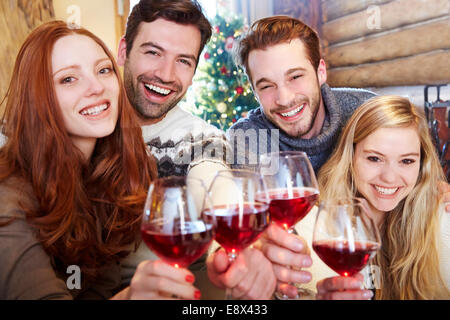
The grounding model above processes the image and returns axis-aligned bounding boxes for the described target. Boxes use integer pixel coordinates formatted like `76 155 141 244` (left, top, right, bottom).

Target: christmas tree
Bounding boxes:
182 12 260 131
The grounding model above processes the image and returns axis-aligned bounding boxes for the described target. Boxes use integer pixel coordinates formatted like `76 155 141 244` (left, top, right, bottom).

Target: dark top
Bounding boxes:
0 176 122 300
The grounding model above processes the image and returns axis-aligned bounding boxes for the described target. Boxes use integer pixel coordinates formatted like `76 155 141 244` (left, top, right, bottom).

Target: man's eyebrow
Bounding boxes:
255 77 272 87
286 67 307 75
140 41 197 64
254 67 308 87
140 41 164 51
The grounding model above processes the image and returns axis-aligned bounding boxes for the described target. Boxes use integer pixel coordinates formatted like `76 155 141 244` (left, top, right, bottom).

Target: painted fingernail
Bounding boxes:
194 290 201 300
185 275 195 283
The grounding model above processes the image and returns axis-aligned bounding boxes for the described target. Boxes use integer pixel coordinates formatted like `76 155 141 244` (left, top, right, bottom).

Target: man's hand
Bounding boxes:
257 224 313 297
206 246 276 299
316 273 373 300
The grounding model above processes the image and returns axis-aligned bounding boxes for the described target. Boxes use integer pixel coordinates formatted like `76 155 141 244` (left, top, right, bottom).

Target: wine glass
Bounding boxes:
141 176 215 275
258 151 319 300
205 169 271 299
312 198 381 286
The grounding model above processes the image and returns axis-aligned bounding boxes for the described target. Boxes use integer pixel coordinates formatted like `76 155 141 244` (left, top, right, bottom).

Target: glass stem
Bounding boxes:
225 252 237 300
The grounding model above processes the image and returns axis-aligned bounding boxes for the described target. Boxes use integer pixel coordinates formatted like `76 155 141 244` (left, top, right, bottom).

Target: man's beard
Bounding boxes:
123 63 183 120
269 88 321 139
294 90 321 138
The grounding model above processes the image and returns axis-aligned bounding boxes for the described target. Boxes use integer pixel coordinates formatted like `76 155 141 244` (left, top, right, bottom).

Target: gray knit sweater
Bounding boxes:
227 84 376 172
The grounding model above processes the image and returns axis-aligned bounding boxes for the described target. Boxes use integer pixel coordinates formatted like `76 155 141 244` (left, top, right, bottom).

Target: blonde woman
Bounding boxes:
316 95 449 300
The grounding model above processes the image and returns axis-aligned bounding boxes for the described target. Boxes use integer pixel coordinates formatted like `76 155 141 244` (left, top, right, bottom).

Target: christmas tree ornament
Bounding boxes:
183 13 259 130
217 102 227 113
225 36 234 52
218 79 228 92
220 65 228 75
207 82 217 91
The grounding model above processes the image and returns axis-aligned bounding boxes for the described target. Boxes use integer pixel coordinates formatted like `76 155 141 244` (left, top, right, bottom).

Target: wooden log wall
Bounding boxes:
321 0 450 88
273 0 321 36
0 0 55 115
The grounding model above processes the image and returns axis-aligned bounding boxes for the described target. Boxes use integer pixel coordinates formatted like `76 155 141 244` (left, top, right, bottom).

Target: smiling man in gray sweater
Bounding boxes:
228 16 375 173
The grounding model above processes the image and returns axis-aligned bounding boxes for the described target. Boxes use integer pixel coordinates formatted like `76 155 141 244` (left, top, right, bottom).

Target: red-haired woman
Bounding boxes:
0 20 199 300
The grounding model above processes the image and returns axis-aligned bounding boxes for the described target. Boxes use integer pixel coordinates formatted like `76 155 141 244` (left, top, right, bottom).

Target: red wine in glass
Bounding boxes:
141 221 214 268
266 187 319 230
141 176 215 276
313 240 379 277
207 169 270 299
313 198 381 287
204 203 270 254
259 151 320 300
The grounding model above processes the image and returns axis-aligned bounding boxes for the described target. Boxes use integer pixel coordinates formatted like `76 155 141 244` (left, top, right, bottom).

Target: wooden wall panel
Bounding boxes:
327 50 450 87
322 0 450 88
325 18 450 68
321 0 391 22
0 0 54 115
322 0 449 44
274 0 321 35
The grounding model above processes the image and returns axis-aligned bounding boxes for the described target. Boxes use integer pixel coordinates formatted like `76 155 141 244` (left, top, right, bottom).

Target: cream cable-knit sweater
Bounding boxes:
141 105 231 179
121 105 231 289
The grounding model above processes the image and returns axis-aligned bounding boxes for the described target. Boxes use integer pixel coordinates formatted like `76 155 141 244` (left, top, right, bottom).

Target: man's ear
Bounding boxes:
117 37 127 67
317 59 327 86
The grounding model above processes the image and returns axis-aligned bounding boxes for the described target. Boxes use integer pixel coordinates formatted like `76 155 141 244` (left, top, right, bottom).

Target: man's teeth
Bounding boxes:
144 83 171 95
281 104 304 117
374 185 398 195
80 104 108 116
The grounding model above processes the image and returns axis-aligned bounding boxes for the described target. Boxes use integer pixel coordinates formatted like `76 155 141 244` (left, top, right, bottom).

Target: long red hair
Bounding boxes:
0 21 157 281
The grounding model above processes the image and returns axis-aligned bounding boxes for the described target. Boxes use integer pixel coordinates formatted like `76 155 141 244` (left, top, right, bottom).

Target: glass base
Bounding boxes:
274 287 315 300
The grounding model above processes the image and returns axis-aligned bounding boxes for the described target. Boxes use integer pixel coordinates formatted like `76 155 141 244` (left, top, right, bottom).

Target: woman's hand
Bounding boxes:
112 260 201 300
316 273 373 300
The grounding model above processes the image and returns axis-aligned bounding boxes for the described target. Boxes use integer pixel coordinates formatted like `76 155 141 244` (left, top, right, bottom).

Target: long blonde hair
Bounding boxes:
318 95 449 299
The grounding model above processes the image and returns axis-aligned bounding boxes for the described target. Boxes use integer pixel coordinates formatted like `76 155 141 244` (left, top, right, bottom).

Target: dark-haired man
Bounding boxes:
117 0 276 300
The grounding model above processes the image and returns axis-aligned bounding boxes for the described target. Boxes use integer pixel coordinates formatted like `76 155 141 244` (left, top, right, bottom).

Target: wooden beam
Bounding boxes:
114 0 130 54
0 0 54 116
274 0 322 36
327 50 450 87
321 0 391 22
322 0 450 44
324 18 450 68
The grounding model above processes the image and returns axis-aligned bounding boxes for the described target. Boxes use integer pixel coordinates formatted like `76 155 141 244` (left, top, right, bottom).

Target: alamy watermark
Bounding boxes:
66 5 81 29
366 5 381 30
66 265 81 290
164 127 282 175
